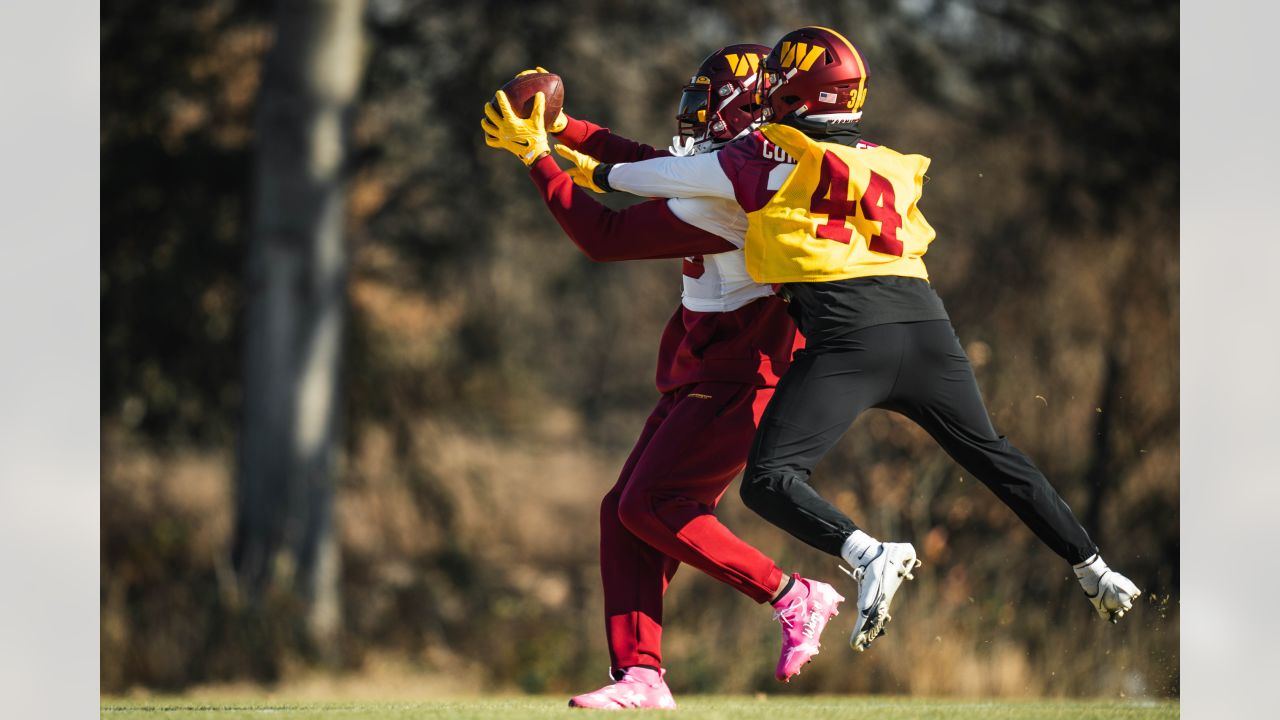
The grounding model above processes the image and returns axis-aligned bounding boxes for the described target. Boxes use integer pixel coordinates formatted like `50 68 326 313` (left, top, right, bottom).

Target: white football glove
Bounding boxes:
1074 554 1141 623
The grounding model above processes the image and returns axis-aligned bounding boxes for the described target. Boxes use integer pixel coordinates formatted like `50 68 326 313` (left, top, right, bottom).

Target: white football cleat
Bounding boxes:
1074 554 1141 623
840 542 921 651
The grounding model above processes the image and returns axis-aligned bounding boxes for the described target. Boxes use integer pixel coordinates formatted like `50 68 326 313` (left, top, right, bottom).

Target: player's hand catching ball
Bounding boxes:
481 90 551 166
514 67 568 133
554 145 607 193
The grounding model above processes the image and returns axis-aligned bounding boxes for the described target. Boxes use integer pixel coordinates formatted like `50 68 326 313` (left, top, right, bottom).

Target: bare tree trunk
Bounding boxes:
233 0 367 656
1083 247 1142 547
1083 347 1122 538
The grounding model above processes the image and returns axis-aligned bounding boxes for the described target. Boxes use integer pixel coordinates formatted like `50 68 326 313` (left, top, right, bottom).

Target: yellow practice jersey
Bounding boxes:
741 123 936 284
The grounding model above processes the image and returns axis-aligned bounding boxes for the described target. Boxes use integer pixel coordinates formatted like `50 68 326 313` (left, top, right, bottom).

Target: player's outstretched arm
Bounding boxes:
555 116 669 164
551 145 738 204
605 151 737 201
528 155 735 262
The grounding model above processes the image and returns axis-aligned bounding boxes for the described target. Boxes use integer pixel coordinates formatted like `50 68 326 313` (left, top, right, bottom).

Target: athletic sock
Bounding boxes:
841 529 882 567
770 575 797 605
620 666 664 684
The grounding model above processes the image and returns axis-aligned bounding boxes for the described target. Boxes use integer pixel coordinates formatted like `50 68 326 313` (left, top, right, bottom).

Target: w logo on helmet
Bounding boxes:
777 41 825 71
722 53 762 78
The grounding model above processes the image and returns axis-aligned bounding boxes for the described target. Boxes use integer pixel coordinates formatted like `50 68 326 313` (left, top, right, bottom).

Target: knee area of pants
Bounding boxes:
600 487 623 520
739 470 784 510
616 489 659 534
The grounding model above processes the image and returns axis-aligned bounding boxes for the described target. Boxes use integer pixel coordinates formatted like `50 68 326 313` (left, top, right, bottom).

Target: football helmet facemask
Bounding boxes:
673 43 771 155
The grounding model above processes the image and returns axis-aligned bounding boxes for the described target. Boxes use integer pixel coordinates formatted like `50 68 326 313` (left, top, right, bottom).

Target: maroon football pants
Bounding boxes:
599 381 786 671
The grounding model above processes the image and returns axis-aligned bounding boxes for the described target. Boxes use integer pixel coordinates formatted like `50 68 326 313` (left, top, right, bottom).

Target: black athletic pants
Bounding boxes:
740 319 1098 565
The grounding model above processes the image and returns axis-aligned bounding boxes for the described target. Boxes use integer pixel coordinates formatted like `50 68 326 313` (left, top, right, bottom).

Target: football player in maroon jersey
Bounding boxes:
508 26 1142 656
483 47 844 708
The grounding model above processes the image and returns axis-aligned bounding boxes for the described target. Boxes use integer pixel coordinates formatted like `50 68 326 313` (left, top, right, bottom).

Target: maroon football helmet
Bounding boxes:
675 43 771 154
755 26 869 130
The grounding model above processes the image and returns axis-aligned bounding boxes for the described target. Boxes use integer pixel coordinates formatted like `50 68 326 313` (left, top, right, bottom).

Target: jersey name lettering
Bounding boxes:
760 140 795 164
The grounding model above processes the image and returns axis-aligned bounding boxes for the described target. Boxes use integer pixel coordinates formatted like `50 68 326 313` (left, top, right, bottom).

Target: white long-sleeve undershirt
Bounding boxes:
608 152 737 201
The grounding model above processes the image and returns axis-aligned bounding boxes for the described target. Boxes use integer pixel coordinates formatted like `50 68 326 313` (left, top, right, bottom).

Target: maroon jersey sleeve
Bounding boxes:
716 131 786 213
528 154 736 261
554 115 670 163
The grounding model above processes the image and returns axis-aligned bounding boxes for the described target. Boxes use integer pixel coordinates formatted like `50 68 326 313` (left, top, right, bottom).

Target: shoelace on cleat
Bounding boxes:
838 564 866 583
773 596 805 626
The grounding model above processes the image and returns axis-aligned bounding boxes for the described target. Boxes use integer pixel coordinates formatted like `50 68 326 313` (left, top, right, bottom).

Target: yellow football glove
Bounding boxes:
553 145 606 193
514 67 568 133
481 90 551 166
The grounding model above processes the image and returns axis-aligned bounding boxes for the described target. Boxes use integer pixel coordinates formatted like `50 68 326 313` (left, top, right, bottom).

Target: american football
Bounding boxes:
496 71 563 125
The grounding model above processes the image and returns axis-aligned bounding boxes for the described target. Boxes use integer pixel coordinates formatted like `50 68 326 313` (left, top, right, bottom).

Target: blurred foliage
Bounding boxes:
101 0 1178 698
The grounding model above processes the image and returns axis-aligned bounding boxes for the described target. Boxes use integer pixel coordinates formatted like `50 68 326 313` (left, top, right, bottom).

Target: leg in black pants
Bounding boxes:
741 320 1098 564
741 324 905 556
883 320 1097 563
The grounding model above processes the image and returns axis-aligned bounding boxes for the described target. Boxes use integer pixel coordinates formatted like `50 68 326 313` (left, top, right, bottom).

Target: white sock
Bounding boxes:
1073 553 1109 595
841 530 882 567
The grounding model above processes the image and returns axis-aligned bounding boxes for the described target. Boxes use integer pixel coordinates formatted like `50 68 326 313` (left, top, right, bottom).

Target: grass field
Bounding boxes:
101 696 1179 719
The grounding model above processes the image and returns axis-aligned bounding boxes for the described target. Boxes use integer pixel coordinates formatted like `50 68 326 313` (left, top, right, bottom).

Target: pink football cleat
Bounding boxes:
568 666 677 710
772 574 845 682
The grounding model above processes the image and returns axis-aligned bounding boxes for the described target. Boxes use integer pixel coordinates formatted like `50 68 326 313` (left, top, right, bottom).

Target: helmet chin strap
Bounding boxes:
755 67 799 125
669 123 757 156
714 72 756 115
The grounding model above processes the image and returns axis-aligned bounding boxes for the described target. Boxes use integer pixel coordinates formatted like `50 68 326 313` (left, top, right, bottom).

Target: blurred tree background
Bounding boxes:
101 0 1178 698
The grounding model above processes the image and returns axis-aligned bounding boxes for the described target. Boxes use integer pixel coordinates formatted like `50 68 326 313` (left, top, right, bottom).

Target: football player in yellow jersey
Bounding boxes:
552 26 1141 653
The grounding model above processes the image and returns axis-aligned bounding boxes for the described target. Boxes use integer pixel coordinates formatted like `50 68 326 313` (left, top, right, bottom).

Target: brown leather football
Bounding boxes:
495 72 564 126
